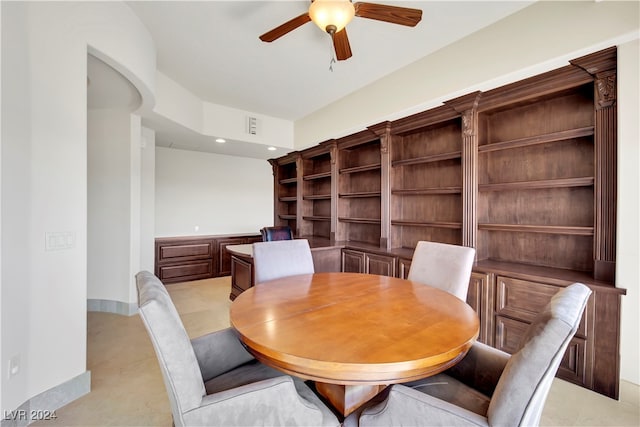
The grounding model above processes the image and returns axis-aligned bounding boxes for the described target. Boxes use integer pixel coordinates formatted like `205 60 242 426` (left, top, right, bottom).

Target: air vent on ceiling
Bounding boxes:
246 116 258 135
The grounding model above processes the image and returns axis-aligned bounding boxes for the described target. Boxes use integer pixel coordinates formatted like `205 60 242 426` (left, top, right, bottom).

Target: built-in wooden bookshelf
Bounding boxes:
269 155 299 234
268 47 623 399
301 146 333 240
476 83 597 273
390 106 463 250
337 130 382 246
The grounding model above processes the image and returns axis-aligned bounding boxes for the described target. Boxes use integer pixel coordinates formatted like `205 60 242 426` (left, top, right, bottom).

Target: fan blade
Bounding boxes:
332 28 352 61
259 13 311 42
354 2 422 27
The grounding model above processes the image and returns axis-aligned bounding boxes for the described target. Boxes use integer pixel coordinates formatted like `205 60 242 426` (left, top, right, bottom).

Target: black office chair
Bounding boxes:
260 225 293 242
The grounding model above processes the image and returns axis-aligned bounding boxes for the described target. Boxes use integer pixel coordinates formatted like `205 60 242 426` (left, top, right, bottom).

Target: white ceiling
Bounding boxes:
89 1 535 159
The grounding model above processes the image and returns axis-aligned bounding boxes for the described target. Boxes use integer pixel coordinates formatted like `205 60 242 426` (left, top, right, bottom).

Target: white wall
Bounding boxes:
155 147 273 237
154 71 294 151
140 127 156 273
294 1 640 385
87 108 133 303
617 39 640 385
1 0 155 414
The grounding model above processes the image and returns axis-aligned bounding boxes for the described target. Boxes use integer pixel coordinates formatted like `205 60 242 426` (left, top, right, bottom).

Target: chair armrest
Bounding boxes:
359 385 489 427
182 376 339 427
190 327 254 383
447 342 510 397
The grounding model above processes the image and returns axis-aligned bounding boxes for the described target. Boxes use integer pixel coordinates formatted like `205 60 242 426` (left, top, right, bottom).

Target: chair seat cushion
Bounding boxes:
204 360 287 395
404 373 491 417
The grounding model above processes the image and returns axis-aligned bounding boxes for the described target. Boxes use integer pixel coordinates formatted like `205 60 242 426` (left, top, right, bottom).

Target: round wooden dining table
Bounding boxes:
230 272 479 417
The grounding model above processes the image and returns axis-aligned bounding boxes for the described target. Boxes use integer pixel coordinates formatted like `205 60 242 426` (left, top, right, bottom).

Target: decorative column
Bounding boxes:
329 141 338 242
444 92 482 253
571 47 617 282
295 154 304 238
369 121 392 249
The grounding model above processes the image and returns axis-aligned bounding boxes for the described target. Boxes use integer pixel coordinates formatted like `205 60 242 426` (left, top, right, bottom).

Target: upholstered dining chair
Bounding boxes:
355 283 592 427
252 239 315 284
135 271 338 427
260 225 294 241
407 241 476 301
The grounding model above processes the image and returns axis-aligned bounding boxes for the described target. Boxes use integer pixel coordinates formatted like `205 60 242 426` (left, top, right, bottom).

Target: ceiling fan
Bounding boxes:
259 0 423 61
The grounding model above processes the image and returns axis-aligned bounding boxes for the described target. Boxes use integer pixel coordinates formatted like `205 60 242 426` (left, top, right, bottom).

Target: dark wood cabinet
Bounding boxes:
268 47 624 399
155 233 261 284
341 248 396 277
154 238 215 283
217 235 262 277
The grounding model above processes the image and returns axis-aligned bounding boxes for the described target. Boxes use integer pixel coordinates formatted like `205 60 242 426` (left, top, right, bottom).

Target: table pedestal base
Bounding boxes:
315 382 386 417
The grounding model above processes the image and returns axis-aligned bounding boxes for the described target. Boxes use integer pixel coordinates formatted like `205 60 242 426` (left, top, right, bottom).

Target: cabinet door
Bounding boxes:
495 276 587 337
468 271 493 345
398 258 411 279
342 249 365 273
217 237 247 276
494 276 590 388
230 255 253 301
365 253 396 277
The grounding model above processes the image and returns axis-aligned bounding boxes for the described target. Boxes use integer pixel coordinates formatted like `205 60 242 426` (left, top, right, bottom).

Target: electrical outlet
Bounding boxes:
8 355 20 378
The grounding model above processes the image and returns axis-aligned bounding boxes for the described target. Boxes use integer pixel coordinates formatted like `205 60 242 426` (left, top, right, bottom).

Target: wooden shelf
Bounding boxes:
278 214 296 220
391 220 462 229
279 177 297 184
392 151 461 167
478 223 594 236
303 194 331 200
479 127 594 153
340 163 381 174
479 177 594 192
303 216 331 221
339 191 381 198
279 196 297 202
392 187 462 195
338 217 381 224
303 171 331 180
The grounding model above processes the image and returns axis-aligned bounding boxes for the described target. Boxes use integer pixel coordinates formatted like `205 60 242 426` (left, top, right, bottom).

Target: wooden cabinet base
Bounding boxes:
155 234 260 284
315 383 386 417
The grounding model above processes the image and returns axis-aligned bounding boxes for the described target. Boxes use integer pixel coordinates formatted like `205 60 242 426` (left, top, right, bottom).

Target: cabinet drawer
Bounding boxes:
158 241 213 262
158 260 213 283
496 315 588 387
496 276 587 338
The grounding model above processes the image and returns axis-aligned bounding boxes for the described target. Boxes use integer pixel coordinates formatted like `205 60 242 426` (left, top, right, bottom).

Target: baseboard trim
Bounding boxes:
1 371 91 427
87 299 138 316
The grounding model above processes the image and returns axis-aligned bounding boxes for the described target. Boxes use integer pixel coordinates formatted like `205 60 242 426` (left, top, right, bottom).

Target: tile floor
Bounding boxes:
36 277 639 426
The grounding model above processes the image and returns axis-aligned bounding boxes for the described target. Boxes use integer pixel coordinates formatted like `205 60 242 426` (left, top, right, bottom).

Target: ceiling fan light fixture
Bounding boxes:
309 0 355 34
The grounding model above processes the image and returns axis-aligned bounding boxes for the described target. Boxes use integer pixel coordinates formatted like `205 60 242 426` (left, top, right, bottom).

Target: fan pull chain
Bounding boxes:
329 57 336 72
328 35 336 72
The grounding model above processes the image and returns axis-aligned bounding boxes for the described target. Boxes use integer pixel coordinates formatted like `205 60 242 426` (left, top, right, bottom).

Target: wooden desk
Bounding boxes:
230 272 479 417
226 242 342 300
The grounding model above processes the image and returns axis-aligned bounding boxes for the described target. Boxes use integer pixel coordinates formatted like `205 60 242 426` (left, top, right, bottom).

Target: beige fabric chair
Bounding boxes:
356 283 592 427
252 239 315 284
135 271 339 427
408 241 476 301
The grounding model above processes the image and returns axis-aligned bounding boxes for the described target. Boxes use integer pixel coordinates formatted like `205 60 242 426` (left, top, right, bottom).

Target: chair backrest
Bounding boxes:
407 241 476 301
487 283 591 427
252 239 315 284
136 271 205 423
260 225 294 242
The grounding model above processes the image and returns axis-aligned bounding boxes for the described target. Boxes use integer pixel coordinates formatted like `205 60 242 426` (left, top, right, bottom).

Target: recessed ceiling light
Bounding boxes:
268 146 277 151
216 138 226 143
